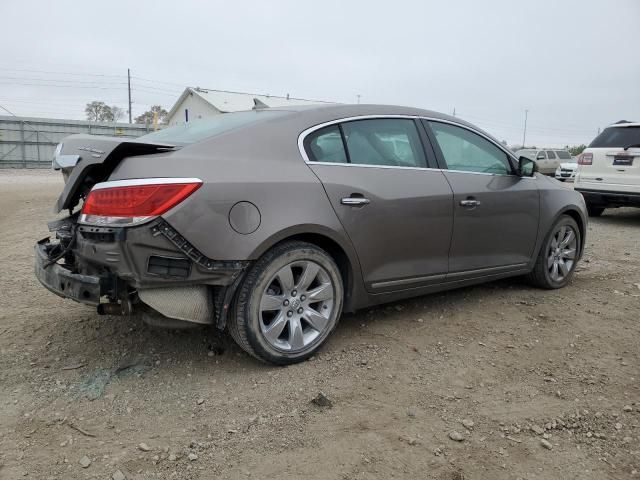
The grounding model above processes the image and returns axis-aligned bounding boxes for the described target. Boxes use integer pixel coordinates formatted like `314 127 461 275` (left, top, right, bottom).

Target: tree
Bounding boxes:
111 106 125 123
135 105 168 125
567 144 587 156
85 101 114 122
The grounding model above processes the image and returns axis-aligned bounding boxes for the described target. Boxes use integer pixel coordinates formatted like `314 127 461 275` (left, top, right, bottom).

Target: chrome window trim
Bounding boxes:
90 177 203 190
297 114 535 180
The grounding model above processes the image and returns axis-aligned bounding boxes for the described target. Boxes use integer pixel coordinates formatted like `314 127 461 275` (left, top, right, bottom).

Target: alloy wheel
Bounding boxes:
547 225 578 282
259 260 335 352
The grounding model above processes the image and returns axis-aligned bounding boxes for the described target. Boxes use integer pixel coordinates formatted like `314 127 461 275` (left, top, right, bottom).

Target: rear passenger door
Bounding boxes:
304 118 453 293
424 120 540 275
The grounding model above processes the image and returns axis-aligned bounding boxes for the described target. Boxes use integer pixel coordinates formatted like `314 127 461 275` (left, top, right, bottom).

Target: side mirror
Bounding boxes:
518 156 537 177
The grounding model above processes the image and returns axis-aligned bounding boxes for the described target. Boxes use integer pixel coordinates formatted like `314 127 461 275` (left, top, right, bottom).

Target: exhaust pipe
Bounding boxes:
97 298 133 316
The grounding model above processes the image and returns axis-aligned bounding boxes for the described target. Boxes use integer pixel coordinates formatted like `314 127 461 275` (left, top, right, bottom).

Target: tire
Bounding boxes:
586 204 605 217
527 215 581 289
228 241 344 365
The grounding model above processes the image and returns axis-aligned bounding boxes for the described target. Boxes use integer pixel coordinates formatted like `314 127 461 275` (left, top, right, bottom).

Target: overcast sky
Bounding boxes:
0 0 638 146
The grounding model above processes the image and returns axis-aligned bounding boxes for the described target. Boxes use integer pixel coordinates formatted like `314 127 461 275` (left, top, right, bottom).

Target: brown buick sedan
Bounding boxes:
36 104 587 364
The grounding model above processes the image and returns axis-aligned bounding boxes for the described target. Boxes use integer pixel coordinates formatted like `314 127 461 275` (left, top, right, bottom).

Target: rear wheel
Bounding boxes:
586 204 605 217
228 241 343 365
527 215 581 289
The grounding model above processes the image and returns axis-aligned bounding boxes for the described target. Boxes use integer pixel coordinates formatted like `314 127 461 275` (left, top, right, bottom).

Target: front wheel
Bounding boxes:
527 215 581 289
228 241 344 365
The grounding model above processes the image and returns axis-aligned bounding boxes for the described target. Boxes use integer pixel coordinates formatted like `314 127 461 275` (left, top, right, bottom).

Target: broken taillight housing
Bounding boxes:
577 152 593 165
80 178 202 226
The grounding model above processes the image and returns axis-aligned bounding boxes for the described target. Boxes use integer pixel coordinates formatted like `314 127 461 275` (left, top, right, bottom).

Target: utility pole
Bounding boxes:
522 109 529 148
356 94 361 104
453 107 456 117
127 68 132 124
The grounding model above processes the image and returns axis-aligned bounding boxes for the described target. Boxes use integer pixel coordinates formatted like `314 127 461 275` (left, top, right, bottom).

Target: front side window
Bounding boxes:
545 150 557 159
429 122 512 175
341 119 426 168
537 151 547 160
305 125 348 163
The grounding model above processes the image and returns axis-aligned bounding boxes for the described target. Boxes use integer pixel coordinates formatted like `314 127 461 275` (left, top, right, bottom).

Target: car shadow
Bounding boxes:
593 207 640 227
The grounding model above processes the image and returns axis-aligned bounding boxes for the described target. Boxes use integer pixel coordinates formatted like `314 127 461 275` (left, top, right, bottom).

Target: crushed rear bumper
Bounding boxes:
34 239 111 305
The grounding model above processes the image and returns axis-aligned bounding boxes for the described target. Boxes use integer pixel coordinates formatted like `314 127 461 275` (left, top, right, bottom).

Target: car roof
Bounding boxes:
267 103 505 145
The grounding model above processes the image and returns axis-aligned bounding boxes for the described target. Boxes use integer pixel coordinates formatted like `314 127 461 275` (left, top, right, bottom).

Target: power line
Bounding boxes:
0 67 125 78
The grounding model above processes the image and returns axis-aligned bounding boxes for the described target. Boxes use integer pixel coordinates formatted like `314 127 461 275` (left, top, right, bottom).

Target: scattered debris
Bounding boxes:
79 455 91 468
138 443 151 452
112 470 126 480
311 392 333 408
61 363 86 370
63 418 95 438
461 419 475 430
449 431 464 442
623 405 633 412
188 453 198 461
540 439 553 450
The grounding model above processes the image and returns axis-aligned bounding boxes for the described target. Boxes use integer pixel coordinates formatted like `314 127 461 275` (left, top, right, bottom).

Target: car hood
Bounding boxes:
559 162 578 169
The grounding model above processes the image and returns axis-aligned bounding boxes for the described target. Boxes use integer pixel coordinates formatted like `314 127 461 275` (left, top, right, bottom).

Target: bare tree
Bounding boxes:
111 106 125 123
85 101 114 122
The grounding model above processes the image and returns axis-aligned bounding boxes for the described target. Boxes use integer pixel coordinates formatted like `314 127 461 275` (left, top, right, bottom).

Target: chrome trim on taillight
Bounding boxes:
90 177 203 190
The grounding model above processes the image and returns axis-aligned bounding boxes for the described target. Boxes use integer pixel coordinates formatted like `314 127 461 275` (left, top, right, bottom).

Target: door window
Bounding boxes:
545 150 557 159
429 122 512 175
536 151 547 160
305 125 348 164
341 119 427 168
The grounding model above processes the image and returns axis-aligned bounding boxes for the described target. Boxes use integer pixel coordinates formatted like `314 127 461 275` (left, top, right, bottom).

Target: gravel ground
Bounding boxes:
0 170 639 480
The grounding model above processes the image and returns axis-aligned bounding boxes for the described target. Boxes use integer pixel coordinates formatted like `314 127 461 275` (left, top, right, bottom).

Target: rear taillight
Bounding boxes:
80 178 202 226
578 152 593 165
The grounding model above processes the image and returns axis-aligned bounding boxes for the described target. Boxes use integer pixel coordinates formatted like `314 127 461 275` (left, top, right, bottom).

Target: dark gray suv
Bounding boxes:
35 104 587 364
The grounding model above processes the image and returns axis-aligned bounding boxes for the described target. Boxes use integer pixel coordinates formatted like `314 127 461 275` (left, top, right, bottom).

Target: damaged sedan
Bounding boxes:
36 104 587 364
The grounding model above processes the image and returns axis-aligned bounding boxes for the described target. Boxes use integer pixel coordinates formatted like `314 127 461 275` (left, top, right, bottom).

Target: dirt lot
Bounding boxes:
0 169 638 480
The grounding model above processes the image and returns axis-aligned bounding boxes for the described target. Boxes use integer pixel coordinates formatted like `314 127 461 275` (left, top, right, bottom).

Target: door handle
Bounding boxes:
341 196 370 206
459 199 481 207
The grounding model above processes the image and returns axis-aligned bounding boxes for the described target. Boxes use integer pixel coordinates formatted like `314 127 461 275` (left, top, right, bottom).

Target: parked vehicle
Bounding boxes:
515 148 572 175
35 105 587 364
555 158 578 182
575 121 640 216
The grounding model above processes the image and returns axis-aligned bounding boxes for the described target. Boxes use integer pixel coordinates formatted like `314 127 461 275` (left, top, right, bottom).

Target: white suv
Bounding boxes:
575 121 640 216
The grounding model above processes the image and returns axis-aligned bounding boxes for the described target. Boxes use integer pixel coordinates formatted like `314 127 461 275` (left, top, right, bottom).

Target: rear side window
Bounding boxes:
429 121 512 175
305 126 348 163
341 119 427 168
545 150 557 159
589 126 640 148
556 150 571 159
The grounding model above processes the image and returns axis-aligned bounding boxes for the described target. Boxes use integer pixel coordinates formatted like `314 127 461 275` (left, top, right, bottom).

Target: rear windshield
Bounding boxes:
555 150 571 159
589 126 640 148
139 110 288 145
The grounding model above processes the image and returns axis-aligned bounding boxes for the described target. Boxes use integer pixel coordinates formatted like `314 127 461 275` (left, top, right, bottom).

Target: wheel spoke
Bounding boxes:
276 265 294 292
551 261 559 280
306 283 333 302
547 254 555 269
558 259 570 277
303 307 329 332
297 262 320 291
288 317 305 350
562 248 576 260
550 235 559 249
261 294 284 311
560 229 575 248
263 312 288 343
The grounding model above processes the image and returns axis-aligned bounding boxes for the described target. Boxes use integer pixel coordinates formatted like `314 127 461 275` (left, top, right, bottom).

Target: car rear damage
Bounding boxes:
36 134 249 328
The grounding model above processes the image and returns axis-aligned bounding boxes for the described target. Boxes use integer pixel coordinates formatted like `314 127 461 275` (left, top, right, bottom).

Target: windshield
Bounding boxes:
139 110 288 145
589 126 640 148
